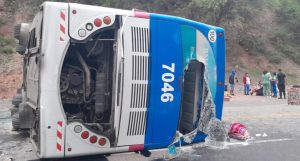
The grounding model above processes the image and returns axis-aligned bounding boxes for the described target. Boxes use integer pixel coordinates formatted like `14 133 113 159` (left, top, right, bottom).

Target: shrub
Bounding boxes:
0 18 6 26
0 36 14 47
276 44 300 64
0 36 15 54
268 52 282 64
239 34 266 55
270 28 295 44
280 45 297 56
0 46 14 54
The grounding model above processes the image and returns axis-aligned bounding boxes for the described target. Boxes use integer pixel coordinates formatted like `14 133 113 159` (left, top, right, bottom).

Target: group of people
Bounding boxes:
228 68 287 99
260 69 286 99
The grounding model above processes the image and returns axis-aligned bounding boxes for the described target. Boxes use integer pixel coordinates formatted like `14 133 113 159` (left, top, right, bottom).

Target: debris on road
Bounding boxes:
224 91 232 102
256 133 268 137
163 118 228 160
204 118 227 147
0 154 13 161
228 122 250 141
163 80 228 160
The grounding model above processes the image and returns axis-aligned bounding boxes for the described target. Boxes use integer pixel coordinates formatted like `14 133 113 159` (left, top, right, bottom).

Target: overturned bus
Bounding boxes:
12 2 225 158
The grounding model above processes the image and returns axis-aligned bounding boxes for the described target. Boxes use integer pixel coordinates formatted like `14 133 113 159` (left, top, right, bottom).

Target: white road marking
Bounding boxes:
151 138 294 152
226 138 294 146
253 138 293 144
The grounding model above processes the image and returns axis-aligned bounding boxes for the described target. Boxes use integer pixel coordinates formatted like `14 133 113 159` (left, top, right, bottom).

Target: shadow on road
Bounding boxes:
28 154 109 161
27 150 153 161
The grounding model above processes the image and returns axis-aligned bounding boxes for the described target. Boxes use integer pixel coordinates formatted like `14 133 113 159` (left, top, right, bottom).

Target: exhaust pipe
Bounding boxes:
76 51 91 100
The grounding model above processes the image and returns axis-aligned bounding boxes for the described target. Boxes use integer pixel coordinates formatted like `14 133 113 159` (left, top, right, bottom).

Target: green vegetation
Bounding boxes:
239 35 266 56
12 0 300 65
29 0 45 13
0 36 14 54
246 67 263 81
5 0 300 65
0 46 13 54
271 0 300 64
286 73 298 84
0 18 6 26
268 52 282 64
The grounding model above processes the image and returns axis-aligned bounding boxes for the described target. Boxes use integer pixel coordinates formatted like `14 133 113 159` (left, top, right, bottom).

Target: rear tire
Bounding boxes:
14 24 21 39
12 113 20 131
10 106 19 116
12 93 22 107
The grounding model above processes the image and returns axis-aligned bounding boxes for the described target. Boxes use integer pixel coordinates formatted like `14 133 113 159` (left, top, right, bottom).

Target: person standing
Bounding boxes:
243 73 247 95
245 73 251 95
277 69 286 99
270 72 277 98
229 68 236 95
262 70 271 96
243 73 251 95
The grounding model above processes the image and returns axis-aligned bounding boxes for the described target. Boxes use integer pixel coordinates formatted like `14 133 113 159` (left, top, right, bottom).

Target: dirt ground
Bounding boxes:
0 54 22 99
0 68 22 99
0 90 300 161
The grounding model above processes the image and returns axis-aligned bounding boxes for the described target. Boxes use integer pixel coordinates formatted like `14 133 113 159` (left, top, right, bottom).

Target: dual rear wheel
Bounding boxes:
11 90 22 131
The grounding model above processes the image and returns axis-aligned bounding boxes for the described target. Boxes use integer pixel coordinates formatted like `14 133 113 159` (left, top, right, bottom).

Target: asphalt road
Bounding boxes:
1 94 300 161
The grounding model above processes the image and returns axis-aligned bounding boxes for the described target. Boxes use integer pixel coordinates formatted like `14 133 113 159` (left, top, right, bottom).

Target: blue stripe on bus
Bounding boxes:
145 18 183 149
215 28 226 119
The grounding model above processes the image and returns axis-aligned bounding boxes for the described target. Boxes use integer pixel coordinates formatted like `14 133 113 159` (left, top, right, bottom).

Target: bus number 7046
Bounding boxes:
161 63 175 103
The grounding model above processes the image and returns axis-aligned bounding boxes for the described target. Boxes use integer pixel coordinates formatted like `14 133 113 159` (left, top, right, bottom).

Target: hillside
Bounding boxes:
0 0 300 99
